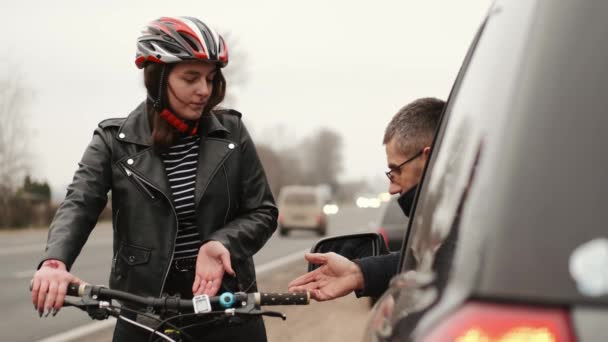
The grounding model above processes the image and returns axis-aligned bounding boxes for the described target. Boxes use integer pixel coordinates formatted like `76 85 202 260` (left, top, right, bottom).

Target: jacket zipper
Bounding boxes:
111 209 120 272
122 163 179 296
123 166 156 200
222 165 231 225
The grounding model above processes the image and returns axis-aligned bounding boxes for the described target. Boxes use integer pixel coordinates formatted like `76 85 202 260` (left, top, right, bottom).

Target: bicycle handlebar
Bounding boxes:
33 283 310 341
67 283 310 311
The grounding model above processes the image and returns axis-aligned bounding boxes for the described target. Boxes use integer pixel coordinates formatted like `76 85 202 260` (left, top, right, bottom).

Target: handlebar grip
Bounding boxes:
66 283 85 297
257 292 310 306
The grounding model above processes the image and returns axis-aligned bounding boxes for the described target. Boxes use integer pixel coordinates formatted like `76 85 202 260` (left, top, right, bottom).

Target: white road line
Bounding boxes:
0 244 47 256
35 249 310 342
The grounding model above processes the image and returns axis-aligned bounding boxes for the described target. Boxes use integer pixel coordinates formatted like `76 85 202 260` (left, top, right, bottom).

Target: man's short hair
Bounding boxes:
383 97 445 154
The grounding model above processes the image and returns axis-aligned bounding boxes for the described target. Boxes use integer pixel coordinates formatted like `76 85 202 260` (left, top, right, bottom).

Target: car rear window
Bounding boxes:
282 193 316 205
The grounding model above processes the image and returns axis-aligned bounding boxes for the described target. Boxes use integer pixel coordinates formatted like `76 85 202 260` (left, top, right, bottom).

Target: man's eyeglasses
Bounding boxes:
385 149 423 182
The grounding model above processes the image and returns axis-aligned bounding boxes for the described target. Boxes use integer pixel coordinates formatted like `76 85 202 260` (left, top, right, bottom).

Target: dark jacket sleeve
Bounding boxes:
207 120 278 260
40 127 112 270
354 252 401 297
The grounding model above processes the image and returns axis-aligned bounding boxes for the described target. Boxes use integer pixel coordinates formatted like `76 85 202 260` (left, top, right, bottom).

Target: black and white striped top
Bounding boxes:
163 134 202 260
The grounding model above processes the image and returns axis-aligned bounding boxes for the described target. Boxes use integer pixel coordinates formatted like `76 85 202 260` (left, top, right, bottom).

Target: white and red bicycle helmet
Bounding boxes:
135 16 228 69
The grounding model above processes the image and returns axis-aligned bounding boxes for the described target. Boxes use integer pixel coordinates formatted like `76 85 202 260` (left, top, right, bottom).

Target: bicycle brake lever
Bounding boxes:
232 309 287 320
63 297 111 320
63 297 85 309
259 310 287 320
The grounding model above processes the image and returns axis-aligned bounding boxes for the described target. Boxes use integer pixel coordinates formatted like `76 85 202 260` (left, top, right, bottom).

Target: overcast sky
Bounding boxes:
3 0 490 195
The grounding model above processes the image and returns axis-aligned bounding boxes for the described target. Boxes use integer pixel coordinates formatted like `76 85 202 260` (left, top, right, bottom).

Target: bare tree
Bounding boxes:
256 144 283 197
220 31 249 108
301 128 344 191
255 127 367 202
0 68 31 223
335 179 370 203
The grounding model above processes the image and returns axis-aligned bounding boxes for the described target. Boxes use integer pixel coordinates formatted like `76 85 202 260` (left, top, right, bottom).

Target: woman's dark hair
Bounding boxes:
143 62 226 152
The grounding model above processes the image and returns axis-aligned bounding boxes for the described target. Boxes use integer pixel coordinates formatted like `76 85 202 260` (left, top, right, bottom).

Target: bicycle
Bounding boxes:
55 282 310 342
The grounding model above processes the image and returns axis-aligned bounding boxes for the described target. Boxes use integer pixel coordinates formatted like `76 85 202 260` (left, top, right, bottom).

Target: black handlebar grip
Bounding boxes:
66 283 84 297
257 292 310 306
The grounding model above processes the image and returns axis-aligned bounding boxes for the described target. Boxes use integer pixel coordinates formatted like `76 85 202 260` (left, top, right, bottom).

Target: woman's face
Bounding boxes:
167 61 217 121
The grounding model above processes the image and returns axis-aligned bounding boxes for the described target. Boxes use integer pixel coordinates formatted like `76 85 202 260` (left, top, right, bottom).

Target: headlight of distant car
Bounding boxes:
357 197 382 209
323 204 339 215
368 198 381 208
356 197 370 208
378 192 391 203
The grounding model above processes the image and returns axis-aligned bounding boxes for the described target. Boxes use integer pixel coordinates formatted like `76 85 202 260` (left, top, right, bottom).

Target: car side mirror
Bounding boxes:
308 233 389 271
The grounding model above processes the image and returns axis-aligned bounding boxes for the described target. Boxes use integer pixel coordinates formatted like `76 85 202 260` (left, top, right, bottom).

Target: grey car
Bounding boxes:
375 197 408 252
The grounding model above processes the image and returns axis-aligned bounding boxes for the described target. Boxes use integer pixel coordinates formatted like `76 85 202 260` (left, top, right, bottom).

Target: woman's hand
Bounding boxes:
192 241 235 296
30 259 84 317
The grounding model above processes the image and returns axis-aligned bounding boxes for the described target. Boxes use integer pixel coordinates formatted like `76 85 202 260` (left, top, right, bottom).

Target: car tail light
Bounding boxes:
422 301 574 342
316 215 325 224
377 227 389 247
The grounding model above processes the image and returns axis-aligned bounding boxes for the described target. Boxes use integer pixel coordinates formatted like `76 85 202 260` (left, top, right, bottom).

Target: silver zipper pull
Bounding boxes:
123 166 156 200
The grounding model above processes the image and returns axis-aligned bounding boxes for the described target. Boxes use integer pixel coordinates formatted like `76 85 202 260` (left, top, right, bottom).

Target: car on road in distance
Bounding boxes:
375 196 408 252
277 185 329 236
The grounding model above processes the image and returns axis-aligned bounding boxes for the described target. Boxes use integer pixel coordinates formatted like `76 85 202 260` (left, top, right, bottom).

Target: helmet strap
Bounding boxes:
147 64 199 136
159 109 199 136
154 64 167 111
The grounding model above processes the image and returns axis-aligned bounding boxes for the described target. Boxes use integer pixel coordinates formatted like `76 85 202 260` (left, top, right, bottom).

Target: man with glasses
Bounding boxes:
288 97 445 301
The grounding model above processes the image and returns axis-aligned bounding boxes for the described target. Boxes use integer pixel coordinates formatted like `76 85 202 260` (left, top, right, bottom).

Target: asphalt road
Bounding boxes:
1 205 382 342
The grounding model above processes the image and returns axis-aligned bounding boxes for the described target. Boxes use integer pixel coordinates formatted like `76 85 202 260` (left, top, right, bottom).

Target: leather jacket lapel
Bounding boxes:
115 102 171 198
194 138 236 207
194 112 233 207
117 102 153 147
120 148 171 200
117 103 235 205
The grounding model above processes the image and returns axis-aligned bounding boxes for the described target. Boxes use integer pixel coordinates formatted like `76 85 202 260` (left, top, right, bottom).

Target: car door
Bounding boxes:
363 0 541 340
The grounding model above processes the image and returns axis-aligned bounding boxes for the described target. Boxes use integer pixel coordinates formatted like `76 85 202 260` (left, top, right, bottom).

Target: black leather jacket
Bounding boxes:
42 102 278 297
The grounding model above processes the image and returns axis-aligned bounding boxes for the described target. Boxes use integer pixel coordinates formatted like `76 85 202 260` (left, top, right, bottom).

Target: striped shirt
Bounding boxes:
163 134 201 260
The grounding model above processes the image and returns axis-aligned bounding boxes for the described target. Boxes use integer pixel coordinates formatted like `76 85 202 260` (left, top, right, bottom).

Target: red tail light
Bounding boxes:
316 215 326 224
377 227 389 246
422 301 574 342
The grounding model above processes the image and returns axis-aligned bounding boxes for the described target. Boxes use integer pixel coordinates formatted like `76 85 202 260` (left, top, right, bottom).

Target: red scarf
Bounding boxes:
160 109 199 136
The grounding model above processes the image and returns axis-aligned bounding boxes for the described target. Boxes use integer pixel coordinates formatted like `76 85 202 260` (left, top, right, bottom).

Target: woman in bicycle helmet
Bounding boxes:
31 16 276 342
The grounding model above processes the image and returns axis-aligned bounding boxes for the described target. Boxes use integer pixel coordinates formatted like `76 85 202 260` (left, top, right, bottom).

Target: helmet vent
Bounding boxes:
142 41 155 51
180 34 201 52
164 45 181 54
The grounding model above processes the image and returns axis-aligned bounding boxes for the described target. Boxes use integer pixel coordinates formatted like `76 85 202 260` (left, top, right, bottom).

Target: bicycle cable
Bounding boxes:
110 305 195 342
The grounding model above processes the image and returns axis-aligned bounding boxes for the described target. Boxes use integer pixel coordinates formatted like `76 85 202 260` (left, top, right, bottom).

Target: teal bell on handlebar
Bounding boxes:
219 292 236 308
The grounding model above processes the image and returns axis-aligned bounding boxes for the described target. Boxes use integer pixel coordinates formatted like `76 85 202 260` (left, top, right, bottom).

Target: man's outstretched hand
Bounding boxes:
287 252 364 301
